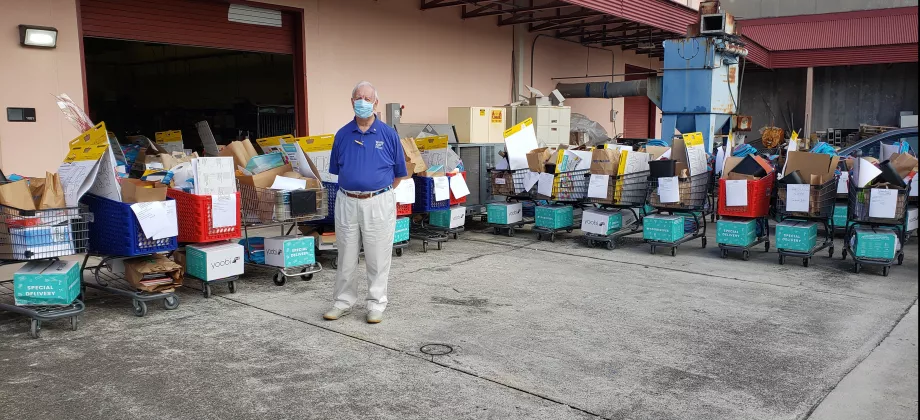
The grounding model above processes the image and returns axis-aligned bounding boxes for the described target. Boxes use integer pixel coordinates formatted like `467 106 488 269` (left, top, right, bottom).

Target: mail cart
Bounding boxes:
409 175 450 252
0 202 90 338
645 172 711 256
167 189 242 297
79 194 180 317
485 169 536 237
716 172 776 260
532 169 589 242
773 177 838 267
585 170 650 250
239 183 326 286
842 182 911 276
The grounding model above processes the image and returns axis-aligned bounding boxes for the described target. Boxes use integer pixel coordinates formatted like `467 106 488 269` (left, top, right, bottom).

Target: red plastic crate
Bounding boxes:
447 171 468 206
396 202 412 216
718 172 775 218
166 189 242 243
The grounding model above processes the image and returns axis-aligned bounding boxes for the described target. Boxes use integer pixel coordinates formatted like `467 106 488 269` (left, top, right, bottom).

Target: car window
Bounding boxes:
849 134 917 160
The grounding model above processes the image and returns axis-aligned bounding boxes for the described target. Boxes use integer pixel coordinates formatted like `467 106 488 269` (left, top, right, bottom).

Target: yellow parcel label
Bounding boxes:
415 135 448 151
295 134 335 152
65 122 109 162
503 118 533 138
155 130 183 143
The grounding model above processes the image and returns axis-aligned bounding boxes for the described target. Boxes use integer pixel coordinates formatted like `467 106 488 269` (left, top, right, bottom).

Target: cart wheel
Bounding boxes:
422 242 428 253
395 248 403 257
701 237 708 248
651 246 656 255
507 229 515 237
606 241 615 251
163 295 180 310
132 300 148 317
71 316 79 331
30 319 41 339
228 281 237 294
493 227 499 235
803 258 810 268
550 234 556 243
273 273 286 286
765 241 771 252
779 255 785 265
670 247 677 257
828 247 835 258
854 263 861 274
537 233 543 241
301 268 314 281
202 284 212 298
898 254 904 265
742 250 751 261
841 249 848 260
453 232 459 240
437 241 443 250
331 260 338 269
566 228 573 233
720 249 728 259
883 266 891 277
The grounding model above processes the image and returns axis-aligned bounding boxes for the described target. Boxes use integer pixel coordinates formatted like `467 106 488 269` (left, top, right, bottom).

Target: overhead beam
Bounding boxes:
421 0 469 10
465 1 572 18
460 0 514 18
499 9 603 26
541 16 627 34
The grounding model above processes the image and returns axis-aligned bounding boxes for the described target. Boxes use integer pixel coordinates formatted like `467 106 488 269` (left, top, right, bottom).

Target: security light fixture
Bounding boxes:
19 25 58 48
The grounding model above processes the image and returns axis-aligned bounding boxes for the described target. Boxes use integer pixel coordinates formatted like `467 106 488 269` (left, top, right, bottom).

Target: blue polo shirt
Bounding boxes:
330 117 408 192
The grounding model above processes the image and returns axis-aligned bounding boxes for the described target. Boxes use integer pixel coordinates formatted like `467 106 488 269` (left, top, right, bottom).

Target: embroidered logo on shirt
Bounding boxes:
375 140 384 150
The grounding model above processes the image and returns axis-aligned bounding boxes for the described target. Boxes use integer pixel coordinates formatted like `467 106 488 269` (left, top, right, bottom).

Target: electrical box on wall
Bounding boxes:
7 108 36 122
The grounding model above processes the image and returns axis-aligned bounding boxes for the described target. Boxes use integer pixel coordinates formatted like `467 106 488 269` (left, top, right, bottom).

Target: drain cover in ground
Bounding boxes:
419 343 453 356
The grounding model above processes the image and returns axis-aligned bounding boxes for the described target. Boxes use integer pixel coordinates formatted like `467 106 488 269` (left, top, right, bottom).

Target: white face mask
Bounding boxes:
354 99 374 118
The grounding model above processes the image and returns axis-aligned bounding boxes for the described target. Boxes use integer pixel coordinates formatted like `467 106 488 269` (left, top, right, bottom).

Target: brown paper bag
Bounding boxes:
889 153 918 179
38 172 66 209
400 138 427 174
0 180 37 210
526 147 553 173
590 148 620 175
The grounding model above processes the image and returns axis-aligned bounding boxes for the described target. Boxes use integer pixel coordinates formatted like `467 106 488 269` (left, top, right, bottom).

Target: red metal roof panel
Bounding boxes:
769 44 919 68
562 0 698 34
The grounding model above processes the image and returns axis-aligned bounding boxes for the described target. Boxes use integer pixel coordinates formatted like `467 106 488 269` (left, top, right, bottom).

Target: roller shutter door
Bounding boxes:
80 0 294 55
623 65 653 138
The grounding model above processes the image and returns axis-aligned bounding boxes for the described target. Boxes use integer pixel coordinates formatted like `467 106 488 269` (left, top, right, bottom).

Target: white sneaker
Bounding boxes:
323 307 351 320
366 310 384 324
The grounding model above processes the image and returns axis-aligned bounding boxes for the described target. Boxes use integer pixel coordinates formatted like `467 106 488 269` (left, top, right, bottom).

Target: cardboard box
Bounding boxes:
487 202 523 225
237 164 294 188
535 205 573 229
527 147 553 173
643 214 684 242
123 254 183 292
490 171 515 196
581 209 623 236
394 217 410 243
186 242 244 281
716 218 757 247
782 151 840 186
906 207 918 232
121 178 168 203
833 205 848 229
853 229 899 260
775 220 818 252
13 260 81 306
430 206 466 229
264 236 315 268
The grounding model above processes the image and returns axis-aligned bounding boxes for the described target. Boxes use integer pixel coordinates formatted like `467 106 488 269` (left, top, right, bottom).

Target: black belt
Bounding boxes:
343 186 391 199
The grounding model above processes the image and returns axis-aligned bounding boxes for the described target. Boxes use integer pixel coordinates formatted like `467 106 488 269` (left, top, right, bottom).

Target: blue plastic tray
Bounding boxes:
81 194 178 256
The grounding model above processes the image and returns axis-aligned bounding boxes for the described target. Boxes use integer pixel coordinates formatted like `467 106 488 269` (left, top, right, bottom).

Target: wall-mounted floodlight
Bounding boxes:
19 25 58 48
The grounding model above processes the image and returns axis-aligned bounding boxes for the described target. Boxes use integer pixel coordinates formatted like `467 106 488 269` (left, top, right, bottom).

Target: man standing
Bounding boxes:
323 81 407 324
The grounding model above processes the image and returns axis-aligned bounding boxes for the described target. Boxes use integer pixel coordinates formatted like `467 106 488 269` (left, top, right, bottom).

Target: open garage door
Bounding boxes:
80 0 295 55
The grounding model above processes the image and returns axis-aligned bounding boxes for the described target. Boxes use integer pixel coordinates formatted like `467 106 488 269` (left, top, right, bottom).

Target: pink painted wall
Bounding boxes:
0 0 84 177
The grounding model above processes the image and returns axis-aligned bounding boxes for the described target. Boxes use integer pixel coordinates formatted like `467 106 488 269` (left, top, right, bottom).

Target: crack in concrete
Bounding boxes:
216 293 610 420
801 299 918 420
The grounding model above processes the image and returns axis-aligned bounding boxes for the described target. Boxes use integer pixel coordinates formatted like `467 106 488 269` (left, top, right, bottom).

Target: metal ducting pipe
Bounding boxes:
554 79 648 99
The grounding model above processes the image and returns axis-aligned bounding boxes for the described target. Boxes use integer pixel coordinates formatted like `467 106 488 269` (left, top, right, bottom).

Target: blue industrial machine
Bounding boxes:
554 1 748 153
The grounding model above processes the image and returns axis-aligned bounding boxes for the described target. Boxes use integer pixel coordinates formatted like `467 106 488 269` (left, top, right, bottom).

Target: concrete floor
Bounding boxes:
0 222 917 420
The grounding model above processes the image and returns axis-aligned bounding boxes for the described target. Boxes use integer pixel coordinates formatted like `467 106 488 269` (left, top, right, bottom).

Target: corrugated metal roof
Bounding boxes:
740 7 918 51
563 0 698 34
770 44 919 68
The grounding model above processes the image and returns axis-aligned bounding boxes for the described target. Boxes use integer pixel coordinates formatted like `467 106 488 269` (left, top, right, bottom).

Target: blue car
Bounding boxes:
837 127 917 159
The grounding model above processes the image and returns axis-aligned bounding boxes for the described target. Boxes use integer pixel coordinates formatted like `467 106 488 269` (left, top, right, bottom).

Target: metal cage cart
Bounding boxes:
80 194 180 317
841 184 910 276
645 172 711 256
485 169 536 236
409 175 452 251
167 189 243 297
409 217 449 252
585 170 650 250
393 203 413 256
532 169 589 242
239 183 326 286
0 204 89 338
774 178 838 267
716 173 776 260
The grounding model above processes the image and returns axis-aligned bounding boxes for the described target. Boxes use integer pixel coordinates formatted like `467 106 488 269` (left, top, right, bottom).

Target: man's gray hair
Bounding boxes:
352 81 378 102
